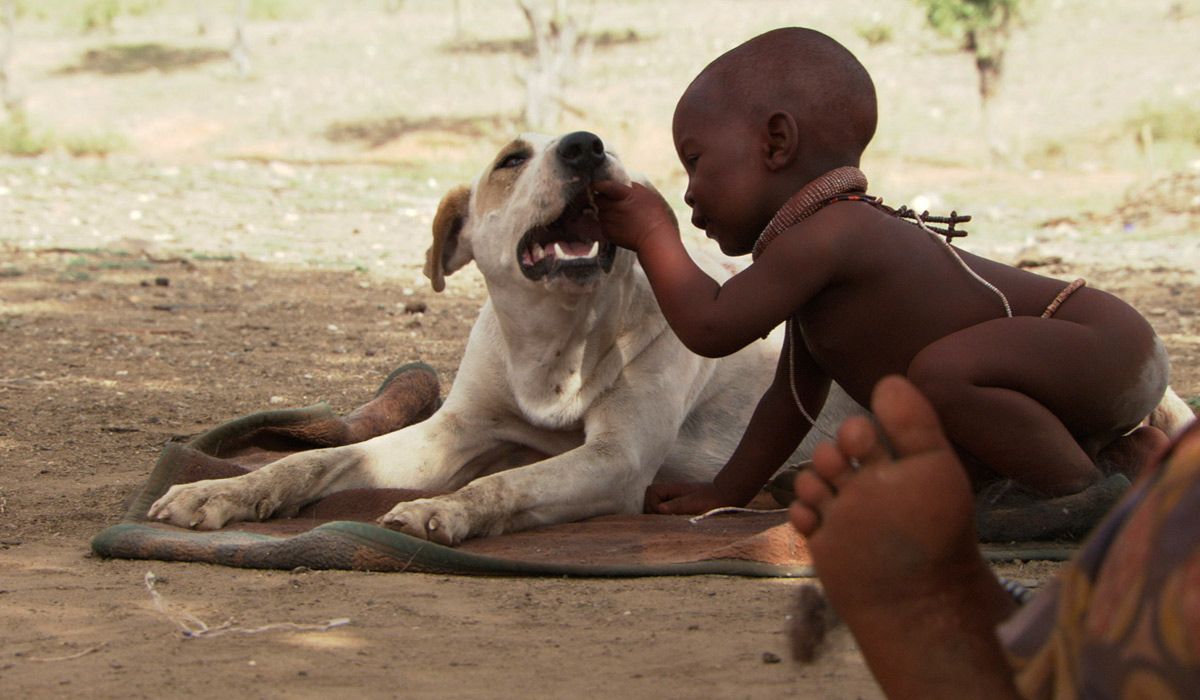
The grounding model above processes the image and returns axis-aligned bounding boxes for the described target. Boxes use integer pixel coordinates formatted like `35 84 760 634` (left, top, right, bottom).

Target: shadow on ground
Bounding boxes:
438 28 653 57
56 43 228 75
324 114 511 149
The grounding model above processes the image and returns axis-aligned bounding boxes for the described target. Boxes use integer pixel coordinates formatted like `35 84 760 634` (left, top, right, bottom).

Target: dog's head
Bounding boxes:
425 132 640 294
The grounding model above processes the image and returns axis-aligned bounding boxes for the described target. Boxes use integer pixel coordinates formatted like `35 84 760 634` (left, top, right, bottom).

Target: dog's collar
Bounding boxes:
751 166 869 261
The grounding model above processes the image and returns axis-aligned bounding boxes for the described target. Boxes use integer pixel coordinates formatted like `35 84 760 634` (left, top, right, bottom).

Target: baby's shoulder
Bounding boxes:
789 200 896 247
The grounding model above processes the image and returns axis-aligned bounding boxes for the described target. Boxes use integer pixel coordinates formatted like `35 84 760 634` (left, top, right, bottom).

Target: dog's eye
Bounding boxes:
497 153 529 170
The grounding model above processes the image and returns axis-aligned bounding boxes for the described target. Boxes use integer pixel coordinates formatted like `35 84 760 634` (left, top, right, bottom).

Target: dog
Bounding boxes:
148 132 1195 545
147 131 862 544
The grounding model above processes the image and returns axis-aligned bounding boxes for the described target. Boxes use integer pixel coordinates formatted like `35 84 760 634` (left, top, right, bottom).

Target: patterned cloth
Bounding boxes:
999 421 1200 699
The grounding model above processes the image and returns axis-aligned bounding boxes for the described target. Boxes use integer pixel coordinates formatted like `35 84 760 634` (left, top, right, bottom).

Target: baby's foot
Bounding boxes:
789 376 1020 697
1095 425 1168 480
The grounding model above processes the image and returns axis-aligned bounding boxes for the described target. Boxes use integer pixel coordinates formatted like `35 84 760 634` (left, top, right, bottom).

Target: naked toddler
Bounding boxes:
593 27 1173 515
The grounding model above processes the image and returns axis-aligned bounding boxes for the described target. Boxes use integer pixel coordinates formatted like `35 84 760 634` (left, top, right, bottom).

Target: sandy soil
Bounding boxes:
1 2 1198 697
2 246 893 699
1 229 1196 698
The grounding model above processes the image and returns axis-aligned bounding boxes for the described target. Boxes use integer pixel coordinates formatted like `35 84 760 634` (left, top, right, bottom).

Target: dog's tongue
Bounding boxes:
556 240 595 257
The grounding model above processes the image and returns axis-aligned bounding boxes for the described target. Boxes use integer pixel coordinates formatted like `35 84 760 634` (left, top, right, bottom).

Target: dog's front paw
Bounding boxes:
378 497 471 546
147 478 274 530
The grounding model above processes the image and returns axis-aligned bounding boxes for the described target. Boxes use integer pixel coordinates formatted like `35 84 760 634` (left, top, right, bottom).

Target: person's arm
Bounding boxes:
593 180 746 356
647 337 831 514
594 181 835 358
638 231 750 357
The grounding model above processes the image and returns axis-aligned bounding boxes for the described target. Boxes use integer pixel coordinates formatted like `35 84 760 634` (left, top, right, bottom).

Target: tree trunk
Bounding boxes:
968 29 1010 164
195 0 210 35
517 0 588 132
452 0 464 40
230 0 252 78
0 0 16 114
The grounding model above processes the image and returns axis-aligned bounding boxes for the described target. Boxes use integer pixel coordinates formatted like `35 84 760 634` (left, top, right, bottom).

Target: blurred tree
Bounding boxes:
193 1 253 75
81 0 121 33
915 0 1029 161
1 0 15 114
195 0 210 35
452 0 464 40
517 0 593 131
230 0 252 77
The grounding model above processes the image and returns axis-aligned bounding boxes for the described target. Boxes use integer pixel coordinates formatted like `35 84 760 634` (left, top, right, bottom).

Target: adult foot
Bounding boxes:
790 375 984 588
789 375 1021 698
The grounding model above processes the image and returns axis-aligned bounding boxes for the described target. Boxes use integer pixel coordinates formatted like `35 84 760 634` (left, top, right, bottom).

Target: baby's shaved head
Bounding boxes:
682 28 877 165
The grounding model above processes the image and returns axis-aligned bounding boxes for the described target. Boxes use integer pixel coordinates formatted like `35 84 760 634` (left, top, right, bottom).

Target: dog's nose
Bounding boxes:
556 131 606 173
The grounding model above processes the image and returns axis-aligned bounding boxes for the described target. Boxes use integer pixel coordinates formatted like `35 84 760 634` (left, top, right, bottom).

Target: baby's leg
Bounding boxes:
906 316 1166 495
791 376 1020 698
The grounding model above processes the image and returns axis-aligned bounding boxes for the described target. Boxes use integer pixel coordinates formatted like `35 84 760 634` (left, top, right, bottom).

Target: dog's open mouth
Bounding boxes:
517 186 616 282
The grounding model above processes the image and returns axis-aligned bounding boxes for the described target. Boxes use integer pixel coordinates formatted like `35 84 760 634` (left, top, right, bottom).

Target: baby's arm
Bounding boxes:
647 342 831 514
594 181 736 355
594 181 834 358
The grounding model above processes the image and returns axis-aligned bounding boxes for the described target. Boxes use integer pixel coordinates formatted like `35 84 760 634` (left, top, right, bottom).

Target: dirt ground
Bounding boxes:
2 245 892 700
2 2 1199 697
1 229 1196 698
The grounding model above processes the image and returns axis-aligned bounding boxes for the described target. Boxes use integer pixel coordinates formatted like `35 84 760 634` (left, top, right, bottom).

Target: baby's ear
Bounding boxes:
424 185 473 293
765 111 800 170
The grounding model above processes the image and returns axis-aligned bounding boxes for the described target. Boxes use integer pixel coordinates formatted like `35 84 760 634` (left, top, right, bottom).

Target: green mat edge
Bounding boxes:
91 518 1073 578
89 520 821 578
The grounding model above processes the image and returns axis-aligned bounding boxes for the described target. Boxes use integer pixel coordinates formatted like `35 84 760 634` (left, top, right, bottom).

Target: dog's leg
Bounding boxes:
148 444 372 530
378 435 665 545
380 371 690 545
148 409 503 530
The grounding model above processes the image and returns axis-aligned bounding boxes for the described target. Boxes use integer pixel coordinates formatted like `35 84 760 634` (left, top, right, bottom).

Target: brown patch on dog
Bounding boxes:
474 138 532 216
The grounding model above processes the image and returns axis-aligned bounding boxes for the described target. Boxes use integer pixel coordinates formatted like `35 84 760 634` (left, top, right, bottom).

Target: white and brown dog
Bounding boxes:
148 132 862 544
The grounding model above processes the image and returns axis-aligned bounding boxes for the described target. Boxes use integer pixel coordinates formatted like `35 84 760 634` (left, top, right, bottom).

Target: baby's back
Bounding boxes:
795 203 1088 402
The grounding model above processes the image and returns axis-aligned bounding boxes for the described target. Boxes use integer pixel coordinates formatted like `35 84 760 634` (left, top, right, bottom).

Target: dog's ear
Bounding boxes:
424 185 472 293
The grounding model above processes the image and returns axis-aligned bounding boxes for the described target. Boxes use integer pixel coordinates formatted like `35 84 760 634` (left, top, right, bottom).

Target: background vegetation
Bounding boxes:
0 0 1197 267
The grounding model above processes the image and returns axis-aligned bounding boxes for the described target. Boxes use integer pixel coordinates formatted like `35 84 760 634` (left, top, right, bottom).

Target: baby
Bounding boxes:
593 27 1171 515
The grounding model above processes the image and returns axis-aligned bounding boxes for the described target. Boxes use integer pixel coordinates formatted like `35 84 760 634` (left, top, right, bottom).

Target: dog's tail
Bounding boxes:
1149 386 1196 437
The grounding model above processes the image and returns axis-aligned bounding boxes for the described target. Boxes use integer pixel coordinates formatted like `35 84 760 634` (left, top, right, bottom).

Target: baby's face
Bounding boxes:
671 92 773 256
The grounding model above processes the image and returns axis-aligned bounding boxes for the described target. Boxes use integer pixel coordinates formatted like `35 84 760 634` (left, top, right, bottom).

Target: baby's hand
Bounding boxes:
644 481 730 515
593 180 679 251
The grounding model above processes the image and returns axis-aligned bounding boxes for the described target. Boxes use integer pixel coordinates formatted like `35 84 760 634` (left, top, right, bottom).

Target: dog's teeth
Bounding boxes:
532 243 546 262
551 241 600 261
